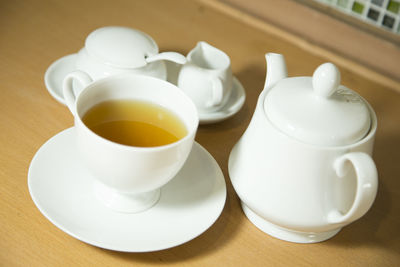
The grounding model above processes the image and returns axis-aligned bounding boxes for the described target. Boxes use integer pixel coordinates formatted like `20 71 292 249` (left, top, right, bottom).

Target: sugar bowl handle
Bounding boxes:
328 152 378 224
62 70 93 116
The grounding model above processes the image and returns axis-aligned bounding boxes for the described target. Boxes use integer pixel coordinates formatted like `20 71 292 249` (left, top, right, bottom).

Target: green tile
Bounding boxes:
352 1 365 14
337 0 349 8
387 0 400 14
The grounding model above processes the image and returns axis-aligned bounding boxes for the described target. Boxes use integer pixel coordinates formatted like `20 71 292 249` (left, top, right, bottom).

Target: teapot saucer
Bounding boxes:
199 77 246 125
28 128 226 252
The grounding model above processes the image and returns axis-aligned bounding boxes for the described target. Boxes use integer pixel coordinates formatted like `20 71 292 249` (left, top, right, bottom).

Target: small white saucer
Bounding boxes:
199 77 246 125
28 128 226 252
44 54 246 123
44 54 78 105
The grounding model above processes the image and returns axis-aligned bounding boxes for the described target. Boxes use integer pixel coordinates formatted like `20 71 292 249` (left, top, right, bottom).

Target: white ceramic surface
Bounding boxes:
199 77 245 124
178 41 233 113
75 26 187 82
44 54 174 105
45 55 246 125
84 26 158 68
44 54 78 104
63 72 198 213
228 53 378 243
76 47 168 81
28 128 226 252
241 202 341 243
264 61 371 146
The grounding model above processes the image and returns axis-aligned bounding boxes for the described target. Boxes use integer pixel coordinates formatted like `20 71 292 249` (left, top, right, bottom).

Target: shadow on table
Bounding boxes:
95 189 245 263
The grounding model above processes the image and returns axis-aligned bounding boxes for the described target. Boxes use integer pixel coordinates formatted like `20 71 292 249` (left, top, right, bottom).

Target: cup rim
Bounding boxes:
74 73 199 152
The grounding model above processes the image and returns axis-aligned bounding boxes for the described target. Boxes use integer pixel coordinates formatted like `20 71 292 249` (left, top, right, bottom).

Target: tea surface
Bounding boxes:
82 99 187 147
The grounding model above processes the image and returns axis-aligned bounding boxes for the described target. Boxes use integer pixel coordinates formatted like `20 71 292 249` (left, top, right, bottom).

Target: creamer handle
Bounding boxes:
207 77 223 108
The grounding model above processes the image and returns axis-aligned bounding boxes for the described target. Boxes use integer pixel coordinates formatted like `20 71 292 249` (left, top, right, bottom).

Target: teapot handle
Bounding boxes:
327 152 378 224
62 70 93 116
206 77 223 108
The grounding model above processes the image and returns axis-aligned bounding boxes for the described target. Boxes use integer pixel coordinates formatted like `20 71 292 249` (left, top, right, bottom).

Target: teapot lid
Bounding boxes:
85 26 159 68
264 63 371 146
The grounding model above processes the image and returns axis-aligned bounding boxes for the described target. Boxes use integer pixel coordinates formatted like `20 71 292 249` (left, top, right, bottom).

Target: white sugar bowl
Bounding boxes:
228 53 378 243
75 26 186 81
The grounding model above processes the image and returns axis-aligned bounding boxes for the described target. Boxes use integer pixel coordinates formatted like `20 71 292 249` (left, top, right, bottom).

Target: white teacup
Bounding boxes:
177 41 233 113
62 71 198 213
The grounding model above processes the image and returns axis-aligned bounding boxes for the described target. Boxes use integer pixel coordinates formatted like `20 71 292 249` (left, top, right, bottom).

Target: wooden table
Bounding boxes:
1 0 399 265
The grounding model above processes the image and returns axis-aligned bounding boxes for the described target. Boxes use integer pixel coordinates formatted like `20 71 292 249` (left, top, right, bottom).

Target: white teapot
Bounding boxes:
228 53 378 243
75 26 186 81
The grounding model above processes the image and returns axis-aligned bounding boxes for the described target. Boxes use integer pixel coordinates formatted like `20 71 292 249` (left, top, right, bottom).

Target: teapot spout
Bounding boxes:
264 53 287 90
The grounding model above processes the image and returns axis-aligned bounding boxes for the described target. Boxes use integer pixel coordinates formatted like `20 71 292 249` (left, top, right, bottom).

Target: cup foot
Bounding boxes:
241 202 341 243
94 181 160 213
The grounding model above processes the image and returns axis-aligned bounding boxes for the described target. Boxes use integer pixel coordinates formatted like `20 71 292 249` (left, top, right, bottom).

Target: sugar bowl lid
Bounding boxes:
85 26 159 68
264 63 371 146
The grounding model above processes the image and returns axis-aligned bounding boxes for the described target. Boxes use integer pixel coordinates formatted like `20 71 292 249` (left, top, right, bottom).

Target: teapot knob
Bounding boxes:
312 63 341 98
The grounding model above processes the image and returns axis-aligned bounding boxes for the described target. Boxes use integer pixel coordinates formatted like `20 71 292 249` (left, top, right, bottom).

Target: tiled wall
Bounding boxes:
315 0 400 34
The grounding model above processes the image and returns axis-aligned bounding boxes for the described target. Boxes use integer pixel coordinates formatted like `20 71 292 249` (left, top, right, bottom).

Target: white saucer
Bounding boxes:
199 77 246 125
28 128 226 252
44 54 78 105
44 54 246 124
